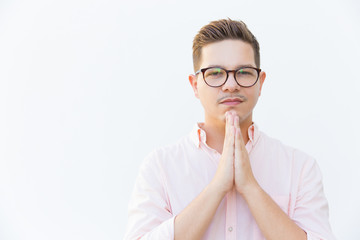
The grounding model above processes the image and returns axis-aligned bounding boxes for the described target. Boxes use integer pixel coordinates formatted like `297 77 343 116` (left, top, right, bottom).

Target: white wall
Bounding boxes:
0 0 359 239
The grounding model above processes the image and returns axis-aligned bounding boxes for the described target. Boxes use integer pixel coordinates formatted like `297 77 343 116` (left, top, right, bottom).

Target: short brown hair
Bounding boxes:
192 18 260 71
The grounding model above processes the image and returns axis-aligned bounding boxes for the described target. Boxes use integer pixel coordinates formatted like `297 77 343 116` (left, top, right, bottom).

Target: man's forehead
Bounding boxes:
201 39 253 53
200 40 256 69
205 64 256 69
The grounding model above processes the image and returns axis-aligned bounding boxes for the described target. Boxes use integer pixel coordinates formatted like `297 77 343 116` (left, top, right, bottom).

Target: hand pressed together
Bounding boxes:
211 111 258 196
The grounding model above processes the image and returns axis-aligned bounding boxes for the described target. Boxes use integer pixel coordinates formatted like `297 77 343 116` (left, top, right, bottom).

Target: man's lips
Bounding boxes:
219 97 244 105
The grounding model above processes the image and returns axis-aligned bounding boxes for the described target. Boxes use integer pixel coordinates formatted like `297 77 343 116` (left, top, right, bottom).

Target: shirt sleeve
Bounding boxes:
123 151 175 240
292 153 336 240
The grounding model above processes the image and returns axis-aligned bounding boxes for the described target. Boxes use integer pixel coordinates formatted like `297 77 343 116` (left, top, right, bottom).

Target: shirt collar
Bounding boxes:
190 122 260 148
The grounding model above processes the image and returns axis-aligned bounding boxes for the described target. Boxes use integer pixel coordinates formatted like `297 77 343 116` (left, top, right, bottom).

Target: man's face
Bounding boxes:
189 39 266 126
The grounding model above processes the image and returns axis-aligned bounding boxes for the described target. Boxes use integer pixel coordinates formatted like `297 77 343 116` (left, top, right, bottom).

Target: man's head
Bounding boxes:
192 18 260 72
189 19 266 128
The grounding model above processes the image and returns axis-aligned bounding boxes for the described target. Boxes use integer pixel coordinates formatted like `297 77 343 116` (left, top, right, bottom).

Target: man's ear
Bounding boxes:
189 74 199 99
258 71 266 96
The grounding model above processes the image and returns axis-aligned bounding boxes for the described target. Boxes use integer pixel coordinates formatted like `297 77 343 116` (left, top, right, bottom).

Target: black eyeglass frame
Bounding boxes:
195 66 262 88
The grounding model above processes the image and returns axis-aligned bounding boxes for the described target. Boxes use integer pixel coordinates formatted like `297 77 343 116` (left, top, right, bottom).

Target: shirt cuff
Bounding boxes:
305 229 336 240
140 215 176 240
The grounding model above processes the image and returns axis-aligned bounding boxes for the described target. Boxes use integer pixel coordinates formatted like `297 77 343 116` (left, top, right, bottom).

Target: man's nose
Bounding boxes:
221 72 241 92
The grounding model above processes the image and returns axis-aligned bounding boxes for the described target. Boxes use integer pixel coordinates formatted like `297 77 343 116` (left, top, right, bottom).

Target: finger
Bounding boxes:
228 111 236 126
228 125 235 161
229 111 235 127
234 116 246 148
225 112 235 137
222 114 234 157
234 127 241 166
234 114 239 128
229 124 235 147
223 113 230 150
225 113 235 149
225 112 231 138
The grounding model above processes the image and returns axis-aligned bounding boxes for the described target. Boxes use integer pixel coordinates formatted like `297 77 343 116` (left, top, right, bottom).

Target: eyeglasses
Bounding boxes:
195 66 261 88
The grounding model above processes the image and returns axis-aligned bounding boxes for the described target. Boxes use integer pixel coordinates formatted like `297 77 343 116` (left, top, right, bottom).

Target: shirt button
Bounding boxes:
228 226 233 232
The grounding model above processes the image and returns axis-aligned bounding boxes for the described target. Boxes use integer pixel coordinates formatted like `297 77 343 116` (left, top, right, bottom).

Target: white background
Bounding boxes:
0 0 359 239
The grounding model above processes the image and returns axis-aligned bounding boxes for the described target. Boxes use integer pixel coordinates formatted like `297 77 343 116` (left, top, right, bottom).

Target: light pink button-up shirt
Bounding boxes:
124 123 335 240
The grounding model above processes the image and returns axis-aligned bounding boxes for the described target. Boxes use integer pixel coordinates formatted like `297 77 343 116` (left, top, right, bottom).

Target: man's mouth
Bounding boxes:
219 97 244 106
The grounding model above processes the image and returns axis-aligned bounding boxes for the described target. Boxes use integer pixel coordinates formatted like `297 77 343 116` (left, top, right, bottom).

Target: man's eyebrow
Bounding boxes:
206 64 256 69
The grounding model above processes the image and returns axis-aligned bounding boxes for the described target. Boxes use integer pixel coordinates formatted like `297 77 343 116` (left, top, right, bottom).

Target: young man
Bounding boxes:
124 19 335 240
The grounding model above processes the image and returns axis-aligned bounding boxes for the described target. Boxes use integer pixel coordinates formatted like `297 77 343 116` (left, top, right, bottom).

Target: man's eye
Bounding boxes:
210 71 221 76
207 69 224 77
238 70 251 75
237 69 255 76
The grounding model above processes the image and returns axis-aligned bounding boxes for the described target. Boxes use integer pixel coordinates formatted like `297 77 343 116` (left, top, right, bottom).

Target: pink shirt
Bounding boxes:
124 123 335 240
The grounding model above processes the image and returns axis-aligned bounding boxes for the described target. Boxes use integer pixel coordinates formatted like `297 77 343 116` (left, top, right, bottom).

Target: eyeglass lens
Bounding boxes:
204 67 258 87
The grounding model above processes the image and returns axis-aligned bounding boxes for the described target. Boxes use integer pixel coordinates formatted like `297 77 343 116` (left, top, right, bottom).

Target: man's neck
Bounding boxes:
201 116 252 154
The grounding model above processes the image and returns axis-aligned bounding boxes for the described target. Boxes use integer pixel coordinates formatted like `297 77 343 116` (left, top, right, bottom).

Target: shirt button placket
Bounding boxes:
225 189 237 240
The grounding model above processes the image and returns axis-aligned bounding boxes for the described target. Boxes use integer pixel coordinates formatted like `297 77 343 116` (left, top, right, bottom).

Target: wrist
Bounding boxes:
208 179 230 199
237 179 261 198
